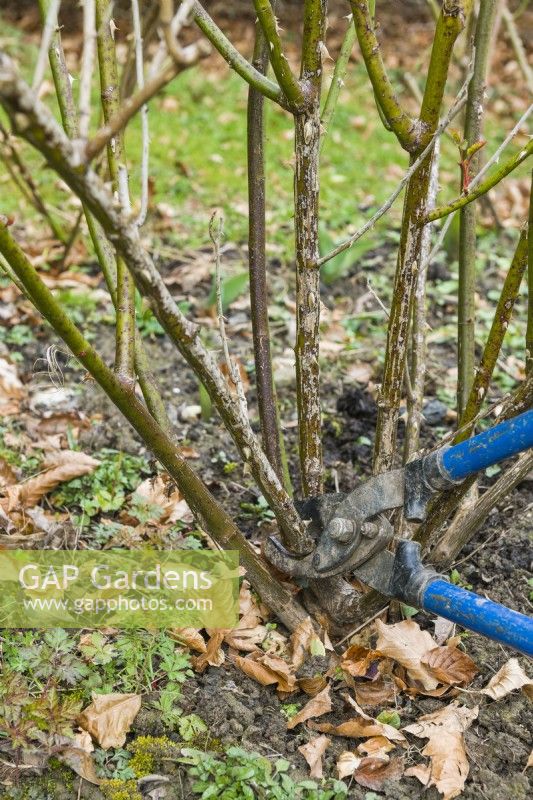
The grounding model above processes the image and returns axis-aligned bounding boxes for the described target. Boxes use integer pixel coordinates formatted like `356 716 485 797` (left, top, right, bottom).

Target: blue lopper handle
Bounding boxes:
422 578 533 657
442 409 533 482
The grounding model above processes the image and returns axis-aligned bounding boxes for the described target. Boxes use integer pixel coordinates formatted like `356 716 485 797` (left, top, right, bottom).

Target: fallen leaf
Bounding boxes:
78 693 141 750
287 685 332 729
170 628 206 653
132 474 193 524
434 616 455 645
0 357 25 416
353 755 404 790
340 644 382 678
375 619 439 690
404 702 479 800
290 616 315 670
233 651 296 693
422 646 478 686
299 675 328 696
337 751 361 779
525 749 533 770
354 678 396 707
192 630 225 672
481 658 533 700
1 450 100 512
298 735 330 778
311 715 405 744
57 746 101 785
344 695 406 743
357 736 396 756
0 459 17 489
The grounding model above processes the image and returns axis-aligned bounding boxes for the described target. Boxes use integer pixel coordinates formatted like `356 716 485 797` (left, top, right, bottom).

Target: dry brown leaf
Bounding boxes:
290 616 315 670
312 715 405 744
224 625 268 653
481 658 533 701
133 474 193 524
354 678 396 707
233 651 296 693
78 693 141 750
357 736 396 756
422 646 478 686
337 751 362 779
192 630 225 672
170 628 207 653
299 675 328 696
0 357 25 416
340 644 382 678
525 749 533 770
344 695 406 743
404 702 479 800
1 450 100 512
375 619 439 690
353 755 404 790
57 746 101 785
287 685 332 729
0 459 17 490
298 735 330 779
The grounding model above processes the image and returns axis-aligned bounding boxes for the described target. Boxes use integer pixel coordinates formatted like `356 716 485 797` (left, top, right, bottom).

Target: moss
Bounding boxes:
100 779 143 800
127 735 181 777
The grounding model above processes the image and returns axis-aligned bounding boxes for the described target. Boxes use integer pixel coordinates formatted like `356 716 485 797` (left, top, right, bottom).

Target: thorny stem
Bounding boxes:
349 1 415 152
294 0 327 497
403 139 440 462
457 0 498 419
247 19 285 486
428 137 533 221
0 61 313 554
373 0 468 475
459 226 528 438
131 0 149 227
527 173 533 375
32 0 61 93
253 0 304 108
320 18 356 153
0 221 311 633
39 7 173 437
78 0 95 139
95 0 136 390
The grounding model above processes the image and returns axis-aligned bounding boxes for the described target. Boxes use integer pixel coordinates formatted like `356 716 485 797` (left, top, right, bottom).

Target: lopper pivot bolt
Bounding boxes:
264 410 533 657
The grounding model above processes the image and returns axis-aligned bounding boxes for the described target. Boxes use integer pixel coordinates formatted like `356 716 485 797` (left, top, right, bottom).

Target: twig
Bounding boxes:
95 0 136 389
427 109 533 222
502 2 533 95
349 0 415 151
527 172 533 375
459 225 528 436
457 0 498 418
0 219 311 634
0 58 313 554
253 0 304 108
404 138 440 462
318 80 470 267
32 0 61 93
131 0 149 227
247 16 286 485
78 0 95 139
320 17 356 153
210 210 248 419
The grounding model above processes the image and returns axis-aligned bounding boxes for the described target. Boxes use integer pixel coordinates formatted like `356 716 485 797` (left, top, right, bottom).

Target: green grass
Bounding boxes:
0 14 529 263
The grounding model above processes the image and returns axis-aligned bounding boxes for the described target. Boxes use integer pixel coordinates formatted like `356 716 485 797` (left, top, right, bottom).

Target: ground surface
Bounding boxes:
0 1 532 799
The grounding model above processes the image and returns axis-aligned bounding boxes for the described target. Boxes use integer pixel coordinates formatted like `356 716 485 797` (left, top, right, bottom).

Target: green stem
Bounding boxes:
527 171 533 375
457 0 498 419
349 0 415 151
0 66 313 553
427 139 533 221
373 0 467 474
247 20 286 487
320 20 356 152
459 226 528 438
0 221 310 632
253 0 304 108
95 0 136 389
186 0 287 107
294 0 327 497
